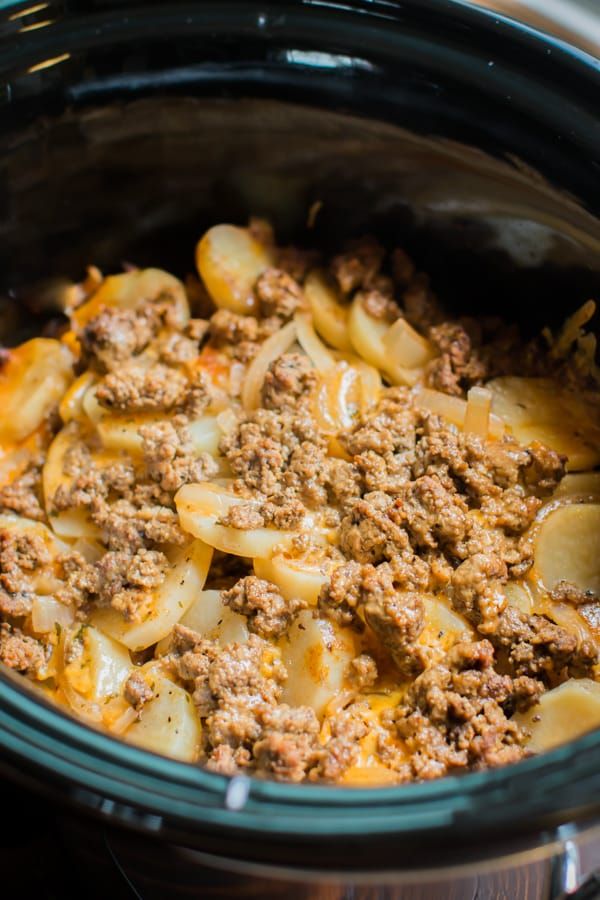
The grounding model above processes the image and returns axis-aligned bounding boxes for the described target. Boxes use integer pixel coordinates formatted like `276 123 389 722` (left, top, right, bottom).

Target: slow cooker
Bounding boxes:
0 0 600 896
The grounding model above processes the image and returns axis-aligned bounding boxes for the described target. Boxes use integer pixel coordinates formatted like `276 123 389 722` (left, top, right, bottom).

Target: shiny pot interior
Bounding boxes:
0 0 599 873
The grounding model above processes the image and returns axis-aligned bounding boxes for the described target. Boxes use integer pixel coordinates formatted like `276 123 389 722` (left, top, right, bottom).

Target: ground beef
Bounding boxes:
262 353 317 411
319 560 426 675
550 580 597 605
140 416 219 493
221 576 306 639
425 322 488 396
219 409 326 501
330 236 385 296
208 309 279 362
386 640 541 780
0 589 33 616
0 529 52 617
253 703 321 782
218 497 306 531
169 626 323 779
90 497 185 551
490 607 598 681
124 670 154 709
0 622 49 676
276 245 319 283
81 305 158 371
87 548 168 621
401 274 444 331
358 289 401 322
391 248 416 288
0 460 45 522
159 333 201 365
348 654 378 690
451 552 508 633
255 268 304 320
314 702 369 781
96 364 210 417
338 493 411 564
361 566 426 677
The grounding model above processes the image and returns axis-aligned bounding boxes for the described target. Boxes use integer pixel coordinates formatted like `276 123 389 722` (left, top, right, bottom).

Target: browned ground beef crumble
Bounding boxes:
0 224 598 786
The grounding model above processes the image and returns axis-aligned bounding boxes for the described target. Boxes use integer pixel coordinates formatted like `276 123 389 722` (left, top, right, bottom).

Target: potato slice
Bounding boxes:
92 540 213 651
533 503 600 595
382 317 436 369
0 338 74 444
487 377 600 470
416 596 474 665
348 297 419 386
254 545 340 607
60 624 133 722
503 580 534 615
175 482 297 558
514 679 600 752
196 224 273 315
187 416 222 456
72 268 189 331
125 672 201 761
180 589 249 645
31 595 75 633
554 472 600 500
42 421 124 538
305 269 353 352
280 611 359 717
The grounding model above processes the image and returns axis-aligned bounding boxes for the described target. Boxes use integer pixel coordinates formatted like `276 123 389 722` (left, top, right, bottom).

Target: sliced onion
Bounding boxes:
241 319 297 410
414 386 505 439
464 386 492 438
294 313 335 372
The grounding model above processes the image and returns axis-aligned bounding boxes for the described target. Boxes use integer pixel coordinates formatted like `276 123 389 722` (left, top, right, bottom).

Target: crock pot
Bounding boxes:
0 1 600 896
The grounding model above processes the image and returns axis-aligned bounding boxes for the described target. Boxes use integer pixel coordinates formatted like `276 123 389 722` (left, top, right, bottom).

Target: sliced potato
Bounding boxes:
196 224 273 315
31 595 75 633
92 540 213 651
280 611 359 717
416 596 474 665
125 672 201 762
553 472 600 500
305 269 352 352
503 580 534 615
348 297 421 386
254 545 340 607
382 317 436 369
179 589 249 645
487 377 600 470
72 268 189 331
187 415 222 456
514 679 600 752
0 338 73 444
60 624 132 722
533 503 600 595
175 482 297 558
42 421 127 536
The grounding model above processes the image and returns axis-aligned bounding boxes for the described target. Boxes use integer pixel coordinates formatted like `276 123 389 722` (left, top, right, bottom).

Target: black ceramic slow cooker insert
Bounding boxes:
0 1 599 897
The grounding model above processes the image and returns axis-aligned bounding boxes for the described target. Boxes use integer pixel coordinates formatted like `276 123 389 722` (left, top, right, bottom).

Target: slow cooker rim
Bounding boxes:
0 0 599 846
2 658 600 841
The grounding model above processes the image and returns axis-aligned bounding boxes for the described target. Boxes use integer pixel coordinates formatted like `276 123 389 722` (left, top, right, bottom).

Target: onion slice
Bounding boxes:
464 386 492 438
294 313 335 372
241 320 297 411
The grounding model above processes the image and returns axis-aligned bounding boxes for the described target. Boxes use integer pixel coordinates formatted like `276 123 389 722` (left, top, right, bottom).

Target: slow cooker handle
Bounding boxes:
551 829 600 900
